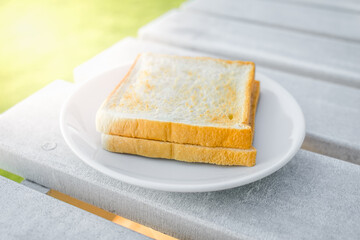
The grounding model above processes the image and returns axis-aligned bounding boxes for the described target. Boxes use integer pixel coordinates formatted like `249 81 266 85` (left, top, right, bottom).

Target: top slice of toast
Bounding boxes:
96 53 256 148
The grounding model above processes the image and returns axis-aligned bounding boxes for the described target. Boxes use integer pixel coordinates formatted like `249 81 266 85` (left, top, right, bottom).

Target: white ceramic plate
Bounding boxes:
60 64 305 192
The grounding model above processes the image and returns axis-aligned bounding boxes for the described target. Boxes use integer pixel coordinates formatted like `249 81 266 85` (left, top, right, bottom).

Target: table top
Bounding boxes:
0 176 148 240
1 0 360 239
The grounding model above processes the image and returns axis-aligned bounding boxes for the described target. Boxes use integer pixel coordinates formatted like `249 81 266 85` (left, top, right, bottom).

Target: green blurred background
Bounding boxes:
0 0 184 181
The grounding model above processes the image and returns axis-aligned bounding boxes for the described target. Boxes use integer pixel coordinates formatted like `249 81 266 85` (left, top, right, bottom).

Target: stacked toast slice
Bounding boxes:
96 53 260 166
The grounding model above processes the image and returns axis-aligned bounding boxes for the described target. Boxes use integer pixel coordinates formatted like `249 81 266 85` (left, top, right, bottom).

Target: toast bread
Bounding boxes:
101 81 260 167
96 53 256 148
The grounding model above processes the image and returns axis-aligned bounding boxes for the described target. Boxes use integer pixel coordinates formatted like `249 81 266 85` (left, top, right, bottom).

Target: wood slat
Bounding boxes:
74 38 360 164
139 10 360 88
273 0 360 13
182 0 360 42
47 189 177 240
73 38 202 83
0 176 148 240
0 81 359 239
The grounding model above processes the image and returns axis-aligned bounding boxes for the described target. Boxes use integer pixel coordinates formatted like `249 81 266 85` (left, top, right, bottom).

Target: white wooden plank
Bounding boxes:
182 0 360 42
274 0 360 13
0 82 360 240
0 176 148 240
21 179 49 194
139 10 360 88
259 68 360 164
73 37 206 83
74 38 360 163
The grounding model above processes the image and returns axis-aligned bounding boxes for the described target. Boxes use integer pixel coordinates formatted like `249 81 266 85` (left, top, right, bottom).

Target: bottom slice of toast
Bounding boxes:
100 81 260 167
102 133 257 166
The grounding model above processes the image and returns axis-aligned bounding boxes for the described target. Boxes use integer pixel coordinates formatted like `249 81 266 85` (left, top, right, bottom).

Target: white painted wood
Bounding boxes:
258 67 360 164
182 0 360 42
0 81 360 239
0 176 148 240
139 10 360 88
74 38 360 163
21 179 49 194
73 37 205 83
273 0 360 13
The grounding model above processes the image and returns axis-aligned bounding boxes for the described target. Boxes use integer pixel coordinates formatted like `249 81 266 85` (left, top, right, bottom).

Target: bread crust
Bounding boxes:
105 54 141 102
97 117 253 148
242 62 255 125
102 134 257 167
101 81 260 166
250 81 260 143
96 54 256 148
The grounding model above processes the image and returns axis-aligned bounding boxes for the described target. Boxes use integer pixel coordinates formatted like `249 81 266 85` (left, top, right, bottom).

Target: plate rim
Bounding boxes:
60 64 306 192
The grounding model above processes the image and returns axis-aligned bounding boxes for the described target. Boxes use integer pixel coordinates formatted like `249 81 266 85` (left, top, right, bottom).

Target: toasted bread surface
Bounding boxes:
96 53 255 148
101 81 260 166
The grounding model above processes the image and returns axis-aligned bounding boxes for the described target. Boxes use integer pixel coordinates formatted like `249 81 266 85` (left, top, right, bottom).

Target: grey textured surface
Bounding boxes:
73 37 201 82
139 10 360 88
258 67 360 164
0 80 360 239
74 37 360 164
182 0 360 42
278 0 360 13
0 176 149 240
21 179 49 194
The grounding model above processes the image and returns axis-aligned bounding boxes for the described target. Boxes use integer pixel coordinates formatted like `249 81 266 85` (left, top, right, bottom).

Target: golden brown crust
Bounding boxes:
105 54 142 102
96 54 256 148
97 118 253 148
241 62 255 125
250 80 260 143
102 134 257 167
101 81 260 166
153 54 255 67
